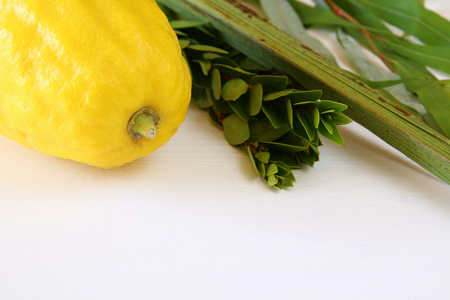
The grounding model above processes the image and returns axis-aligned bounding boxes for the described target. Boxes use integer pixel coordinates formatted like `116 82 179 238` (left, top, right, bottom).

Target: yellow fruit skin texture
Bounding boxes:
0 0 191 168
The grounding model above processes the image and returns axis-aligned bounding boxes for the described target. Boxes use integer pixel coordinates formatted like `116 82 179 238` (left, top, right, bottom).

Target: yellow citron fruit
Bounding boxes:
0 0 191 168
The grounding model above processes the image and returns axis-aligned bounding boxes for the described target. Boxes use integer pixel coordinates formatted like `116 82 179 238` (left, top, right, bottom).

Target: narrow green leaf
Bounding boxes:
316 100 348 113
285 99 294 129
260 0 337 64
192 86 214 109
249 83 263 116
289 0 396 38
259 141 309 153
228 95 250 122
249 118 290 142
203 52 222 60
267 174 278 186
259 161 266 178
246 145 259 175
312 108 320 129
297 109 317 141
238 57 271 71
318 122 345 146
211 68 221 100
395 60 450 137
222 113 250 145
211 92 234 114
255 152 270 164
287 90 322 104
320 116 334 135
261 101 287 129
263 89 295 101
387 41 450 75
213 64 256 82
290 111 310 141
211 56 240 68
266 163 278 176
170 20 208 29
179 39 190 49
208 107 222 128
352 0 450 47
187 44 229 54
329 112 352 125
193 59 211 76
269 151 302 169
222 78 249 101
297 150 316 167
252 75 288 92
336 28 427 115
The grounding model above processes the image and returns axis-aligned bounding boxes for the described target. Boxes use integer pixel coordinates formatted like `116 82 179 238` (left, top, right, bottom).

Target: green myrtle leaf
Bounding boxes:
287 90 322 103
263 89 295 101
266 163 278 176
249 118 290 142
259 161 266 178
192 86 214 109
297 150 316 167
268 151 301 169
203 52 223 60
312 108 320 128
193 58 211 76
252 75 288 92
170 20 208 29
211 56 240 68
211 68 221 100
213 64 256 82
246 145 259 175
191 64 211 89
228 95 250 122
259 141 309 153
285 98 294 129
179 39 190 49
187 44 229 54
238 57 271 71
297 109 317 141
255 152 270 164
290 111 310 141
222 78 249 101
211 91 234 114
267 174 278 187
222 113 250 145
320 116 334 135
329 112 352 125
261 101 287 129
318 121 345 146
316 100 348 113
276 177 294 188
249 83 263 116
174 30 188 36
208 107 222 128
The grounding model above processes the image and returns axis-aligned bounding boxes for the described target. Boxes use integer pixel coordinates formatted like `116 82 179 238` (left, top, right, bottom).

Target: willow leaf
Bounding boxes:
288 0 395 39
259 0 337 64
387 41 450 75
332 0 392 32
394 60 450 137
336 28 427 115
352 0 450 47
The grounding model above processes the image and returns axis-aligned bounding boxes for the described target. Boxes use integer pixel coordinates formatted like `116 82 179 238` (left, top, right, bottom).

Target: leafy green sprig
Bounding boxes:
160 4 351 189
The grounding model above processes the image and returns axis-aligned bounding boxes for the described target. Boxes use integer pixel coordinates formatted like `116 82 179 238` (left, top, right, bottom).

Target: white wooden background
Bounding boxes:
1 1 450 299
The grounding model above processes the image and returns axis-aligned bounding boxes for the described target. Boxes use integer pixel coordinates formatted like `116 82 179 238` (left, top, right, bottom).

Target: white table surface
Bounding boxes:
1 1 450 299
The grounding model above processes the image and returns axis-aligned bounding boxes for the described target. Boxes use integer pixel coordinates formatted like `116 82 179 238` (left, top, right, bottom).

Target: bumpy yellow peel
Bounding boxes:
0 0 191 168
